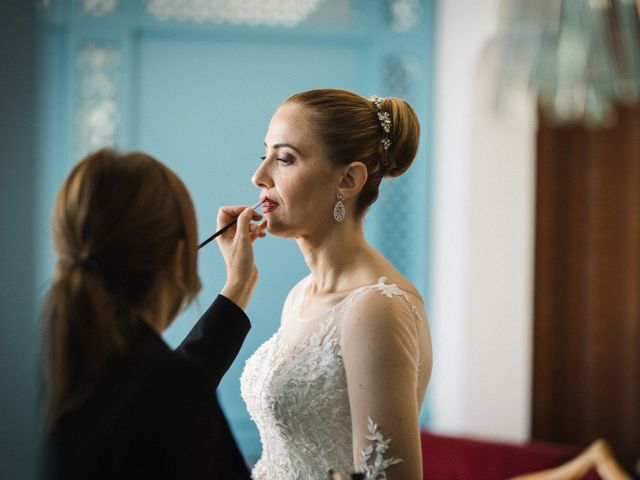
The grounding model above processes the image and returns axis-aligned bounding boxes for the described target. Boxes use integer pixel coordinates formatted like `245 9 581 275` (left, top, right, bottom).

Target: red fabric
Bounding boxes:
420 431 602 480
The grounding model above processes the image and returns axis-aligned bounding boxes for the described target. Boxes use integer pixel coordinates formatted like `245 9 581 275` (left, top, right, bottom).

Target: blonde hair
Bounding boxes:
286 88 420 214
41 148 201 428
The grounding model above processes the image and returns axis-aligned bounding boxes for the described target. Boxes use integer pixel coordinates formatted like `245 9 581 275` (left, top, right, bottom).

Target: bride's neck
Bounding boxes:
297 218 372 294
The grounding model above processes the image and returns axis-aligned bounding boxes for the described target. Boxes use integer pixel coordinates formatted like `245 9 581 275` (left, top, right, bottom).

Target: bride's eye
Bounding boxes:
278 155 295 166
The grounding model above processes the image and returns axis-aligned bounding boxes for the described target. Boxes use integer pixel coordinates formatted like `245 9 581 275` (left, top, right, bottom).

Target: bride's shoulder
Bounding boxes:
339 278 421 332
355 269 423 304
364 250 423 302
337 281 424 366
291 274 312 296
374 275 423 304
282 274 312 307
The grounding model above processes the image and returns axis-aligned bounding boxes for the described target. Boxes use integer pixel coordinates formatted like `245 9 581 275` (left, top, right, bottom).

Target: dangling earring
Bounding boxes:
333 192 346 222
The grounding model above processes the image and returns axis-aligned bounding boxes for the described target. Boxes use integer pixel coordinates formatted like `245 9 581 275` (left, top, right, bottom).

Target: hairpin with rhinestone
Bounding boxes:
370 95 392 151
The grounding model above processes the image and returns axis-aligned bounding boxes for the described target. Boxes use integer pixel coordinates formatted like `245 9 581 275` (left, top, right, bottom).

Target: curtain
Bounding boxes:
533 103 640 473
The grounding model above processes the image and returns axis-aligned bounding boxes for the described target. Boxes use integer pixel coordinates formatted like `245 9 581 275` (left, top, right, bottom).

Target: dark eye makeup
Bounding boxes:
259 153 295 165
277 155 294 166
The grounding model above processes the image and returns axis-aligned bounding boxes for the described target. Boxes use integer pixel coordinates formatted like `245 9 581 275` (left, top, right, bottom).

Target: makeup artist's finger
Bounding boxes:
217 205 248 230
217 205 263 232
234 207 254 242
251 221 264 233
247 221 265 242
249 229 266 243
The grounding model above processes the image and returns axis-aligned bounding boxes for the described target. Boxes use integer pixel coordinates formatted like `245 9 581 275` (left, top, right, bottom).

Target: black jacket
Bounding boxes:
46 294 252 480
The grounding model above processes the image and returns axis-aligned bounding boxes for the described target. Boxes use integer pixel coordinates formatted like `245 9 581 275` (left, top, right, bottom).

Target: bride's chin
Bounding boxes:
264 220 294 238
269 230 295 239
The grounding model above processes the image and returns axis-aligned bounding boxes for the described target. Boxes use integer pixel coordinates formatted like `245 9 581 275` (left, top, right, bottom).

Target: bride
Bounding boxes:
240 89 432 480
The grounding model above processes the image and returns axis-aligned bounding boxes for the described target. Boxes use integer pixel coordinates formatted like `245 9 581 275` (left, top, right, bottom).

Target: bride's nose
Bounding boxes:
252 159 273 189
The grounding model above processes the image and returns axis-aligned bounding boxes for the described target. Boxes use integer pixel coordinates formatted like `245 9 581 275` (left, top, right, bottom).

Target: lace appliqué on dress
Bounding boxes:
359 417 403 480
241 311 353 479
241 276 424 479
375 277 406 299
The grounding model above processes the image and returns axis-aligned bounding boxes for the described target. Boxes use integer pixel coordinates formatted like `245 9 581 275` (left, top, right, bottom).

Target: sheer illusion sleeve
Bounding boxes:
339 285 428 480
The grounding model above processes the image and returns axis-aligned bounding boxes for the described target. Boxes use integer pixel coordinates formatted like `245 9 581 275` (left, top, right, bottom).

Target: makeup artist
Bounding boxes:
41 148 266 480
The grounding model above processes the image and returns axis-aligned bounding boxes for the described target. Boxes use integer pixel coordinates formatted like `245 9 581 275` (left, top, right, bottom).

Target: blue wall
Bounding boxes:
35 0 435 464
1 1 38 478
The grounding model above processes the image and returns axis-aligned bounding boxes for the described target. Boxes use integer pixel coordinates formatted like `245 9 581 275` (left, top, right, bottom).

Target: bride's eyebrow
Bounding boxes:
264 142 303 155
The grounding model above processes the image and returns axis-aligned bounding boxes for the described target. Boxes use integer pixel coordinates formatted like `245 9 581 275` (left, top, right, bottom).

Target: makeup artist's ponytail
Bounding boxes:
285 89 420 215
41 149 201 429
42 260 123 426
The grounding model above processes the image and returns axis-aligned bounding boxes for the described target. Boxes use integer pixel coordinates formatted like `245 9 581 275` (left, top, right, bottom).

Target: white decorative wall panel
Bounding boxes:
146 0 327 27
78 0 118 16
75 43 121 158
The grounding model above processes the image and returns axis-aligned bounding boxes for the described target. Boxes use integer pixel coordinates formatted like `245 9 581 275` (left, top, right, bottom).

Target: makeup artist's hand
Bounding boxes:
216 205 266 310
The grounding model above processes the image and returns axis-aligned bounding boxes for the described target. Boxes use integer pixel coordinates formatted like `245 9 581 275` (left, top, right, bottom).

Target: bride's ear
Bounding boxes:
338 162 368 200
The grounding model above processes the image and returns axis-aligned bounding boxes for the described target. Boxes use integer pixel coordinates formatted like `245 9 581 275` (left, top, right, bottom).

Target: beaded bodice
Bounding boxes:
240 276 430 480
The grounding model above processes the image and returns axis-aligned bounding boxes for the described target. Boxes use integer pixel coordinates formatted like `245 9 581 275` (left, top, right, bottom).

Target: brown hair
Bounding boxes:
41 148 201 428
285 88 420 214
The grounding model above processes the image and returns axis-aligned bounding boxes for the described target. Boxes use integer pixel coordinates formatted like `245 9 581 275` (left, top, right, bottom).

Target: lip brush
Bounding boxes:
198 201 264 250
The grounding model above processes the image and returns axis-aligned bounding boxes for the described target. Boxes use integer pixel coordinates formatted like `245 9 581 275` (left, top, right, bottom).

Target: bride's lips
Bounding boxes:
260 196 280 214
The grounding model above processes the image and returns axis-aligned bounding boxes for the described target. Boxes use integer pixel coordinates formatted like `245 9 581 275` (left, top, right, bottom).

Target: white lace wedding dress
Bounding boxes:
240 275 431 480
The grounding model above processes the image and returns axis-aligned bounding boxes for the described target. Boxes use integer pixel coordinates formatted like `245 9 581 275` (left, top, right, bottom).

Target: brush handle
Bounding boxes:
198 201 264 250
197 219 237 249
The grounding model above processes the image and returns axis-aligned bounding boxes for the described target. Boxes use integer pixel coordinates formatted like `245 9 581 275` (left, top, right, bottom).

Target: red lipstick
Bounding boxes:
260 195 280 214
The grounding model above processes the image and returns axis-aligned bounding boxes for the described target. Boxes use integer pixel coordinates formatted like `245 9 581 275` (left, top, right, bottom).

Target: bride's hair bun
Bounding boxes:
285 89 421 215
375 96 420 179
